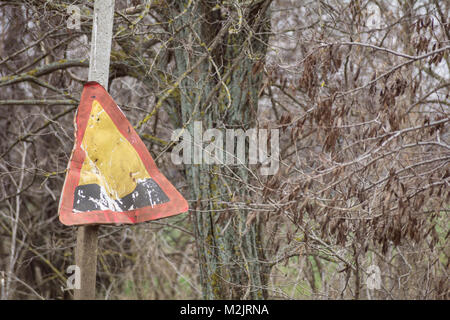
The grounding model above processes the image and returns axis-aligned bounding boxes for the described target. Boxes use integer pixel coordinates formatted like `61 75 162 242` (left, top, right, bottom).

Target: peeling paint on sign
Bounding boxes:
58 81 188 226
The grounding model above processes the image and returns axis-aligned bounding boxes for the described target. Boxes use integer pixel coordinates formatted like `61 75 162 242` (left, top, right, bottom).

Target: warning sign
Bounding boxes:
59 81 188 226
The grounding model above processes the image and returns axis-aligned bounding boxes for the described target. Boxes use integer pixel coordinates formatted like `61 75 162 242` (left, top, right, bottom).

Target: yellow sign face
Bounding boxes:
78 100 150 200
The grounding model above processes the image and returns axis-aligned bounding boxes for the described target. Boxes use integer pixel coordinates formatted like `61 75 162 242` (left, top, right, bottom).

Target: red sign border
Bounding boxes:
59 81 188 226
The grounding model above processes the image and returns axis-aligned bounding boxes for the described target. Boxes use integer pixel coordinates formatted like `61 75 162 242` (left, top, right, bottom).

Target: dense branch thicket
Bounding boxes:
0 0 448 299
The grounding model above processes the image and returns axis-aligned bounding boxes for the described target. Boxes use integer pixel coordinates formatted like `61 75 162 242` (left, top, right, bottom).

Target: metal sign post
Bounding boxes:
74 0 115 300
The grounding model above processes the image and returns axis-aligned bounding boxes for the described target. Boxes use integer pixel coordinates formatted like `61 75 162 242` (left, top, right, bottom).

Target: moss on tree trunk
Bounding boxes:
173 0 271 299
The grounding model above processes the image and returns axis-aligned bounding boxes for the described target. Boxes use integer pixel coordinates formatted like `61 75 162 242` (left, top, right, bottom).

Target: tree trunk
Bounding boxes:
173 0 271 299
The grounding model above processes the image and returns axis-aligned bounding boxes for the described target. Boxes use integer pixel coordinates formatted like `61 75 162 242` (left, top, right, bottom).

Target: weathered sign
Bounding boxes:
59 81 188 225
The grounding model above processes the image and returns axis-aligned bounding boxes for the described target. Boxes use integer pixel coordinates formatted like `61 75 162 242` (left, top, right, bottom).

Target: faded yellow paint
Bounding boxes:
78 100 150 199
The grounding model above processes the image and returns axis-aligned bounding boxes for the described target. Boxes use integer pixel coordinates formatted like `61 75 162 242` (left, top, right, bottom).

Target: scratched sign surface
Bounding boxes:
59 82 188 226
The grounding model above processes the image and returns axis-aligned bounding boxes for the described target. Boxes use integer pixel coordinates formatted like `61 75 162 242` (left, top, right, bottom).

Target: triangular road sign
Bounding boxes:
59 81 188 226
